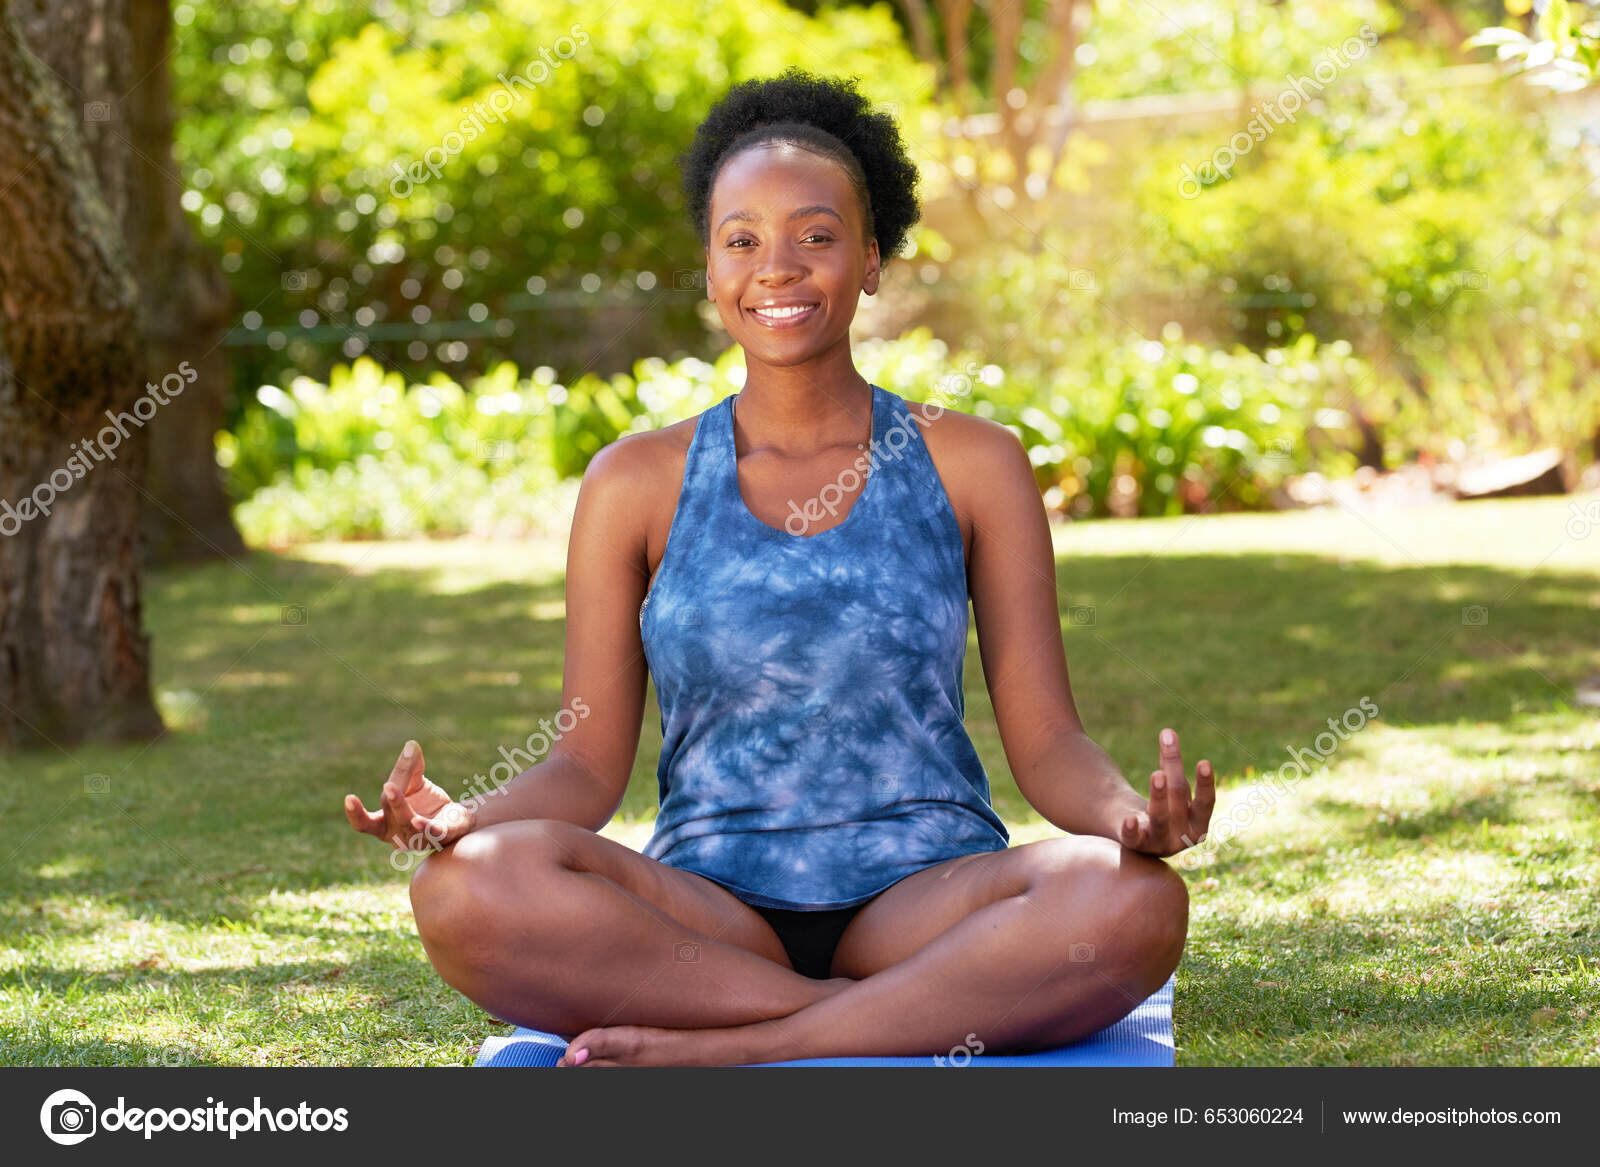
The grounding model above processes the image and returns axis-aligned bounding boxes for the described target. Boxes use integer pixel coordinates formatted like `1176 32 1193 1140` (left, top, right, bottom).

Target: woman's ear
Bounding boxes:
862 238 881 296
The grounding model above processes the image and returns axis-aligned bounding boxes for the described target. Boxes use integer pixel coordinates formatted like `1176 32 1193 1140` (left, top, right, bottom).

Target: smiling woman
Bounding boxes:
347 68 1215 1068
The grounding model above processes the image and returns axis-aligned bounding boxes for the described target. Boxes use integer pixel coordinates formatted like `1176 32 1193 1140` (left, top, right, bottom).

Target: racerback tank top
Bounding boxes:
639 382 1010 910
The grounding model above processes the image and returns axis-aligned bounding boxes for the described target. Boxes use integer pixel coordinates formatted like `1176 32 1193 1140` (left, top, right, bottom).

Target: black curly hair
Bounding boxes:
677 68 921 265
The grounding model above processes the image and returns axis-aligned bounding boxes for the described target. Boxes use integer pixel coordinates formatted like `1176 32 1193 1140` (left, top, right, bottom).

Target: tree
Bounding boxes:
0 0 163 747
896 0 1098 242
125 0 244 564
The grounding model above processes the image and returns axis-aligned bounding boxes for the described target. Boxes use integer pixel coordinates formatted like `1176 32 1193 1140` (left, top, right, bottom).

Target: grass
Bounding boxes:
1 493 1596 1066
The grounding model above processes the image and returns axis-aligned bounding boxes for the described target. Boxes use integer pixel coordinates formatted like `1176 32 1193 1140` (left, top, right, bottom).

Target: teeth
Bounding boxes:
752 304 815 319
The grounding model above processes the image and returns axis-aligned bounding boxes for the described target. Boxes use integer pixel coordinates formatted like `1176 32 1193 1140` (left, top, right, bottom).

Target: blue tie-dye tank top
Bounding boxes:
639 382 1011 910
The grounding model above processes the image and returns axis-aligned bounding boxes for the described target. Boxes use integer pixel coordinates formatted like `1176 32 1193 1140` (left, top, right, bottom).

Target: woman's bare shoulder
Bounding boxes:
905 400 1029 482
575 412 707 562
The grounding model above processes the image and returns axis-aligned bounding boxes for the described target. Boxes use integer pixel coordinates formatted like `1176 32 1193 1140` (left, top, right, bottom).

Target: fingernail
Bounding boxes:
403 742 417 759
573 1048 589 1066
1161 729 1176 747
1153 773 1165 790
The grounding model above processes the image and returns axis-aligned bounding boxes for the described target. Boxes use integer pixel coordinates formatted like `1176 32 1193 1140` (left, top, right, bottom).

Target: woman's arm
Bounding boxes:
922 409 1149 841
345 432 672 850
470 433 664 832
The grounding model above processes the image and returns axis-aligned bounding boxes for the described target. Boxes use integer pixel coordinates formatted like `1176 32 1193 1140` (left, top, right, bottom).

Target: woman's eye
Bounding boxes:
803 234 832 244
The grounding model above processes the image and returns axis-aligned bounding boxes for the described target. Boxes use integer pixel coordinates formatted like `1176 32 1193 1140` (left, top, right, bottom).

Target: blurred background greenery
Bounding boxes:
172 0 1600 541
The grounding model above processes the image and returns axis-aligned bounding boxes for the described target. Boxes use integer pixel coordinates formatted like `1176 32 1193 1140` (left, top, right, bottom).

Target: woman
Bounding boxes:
344 69 1216 1067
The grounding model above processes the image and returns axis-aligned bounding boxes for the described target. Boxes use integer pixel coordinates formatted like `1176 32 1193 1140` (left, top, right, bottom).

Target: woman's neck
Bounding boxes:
735 344 872 458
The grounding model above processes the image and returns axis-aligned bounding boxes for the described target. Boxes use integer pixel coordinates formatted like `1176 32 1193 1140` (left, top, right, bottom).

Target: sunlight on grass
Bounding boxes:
1 495 1595 1065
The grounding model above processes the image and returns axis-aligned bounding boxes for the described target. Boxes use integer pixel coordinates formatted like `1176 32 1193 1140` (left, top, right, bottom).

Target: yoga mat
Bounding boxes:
473 973 1175 1068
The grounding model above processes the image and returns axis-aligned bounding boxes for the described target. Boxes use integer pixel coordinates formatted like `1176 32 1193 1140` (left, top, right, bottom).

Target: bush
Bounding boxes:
225 329 1361 543
857 328 1360 519
1121 82 1600 469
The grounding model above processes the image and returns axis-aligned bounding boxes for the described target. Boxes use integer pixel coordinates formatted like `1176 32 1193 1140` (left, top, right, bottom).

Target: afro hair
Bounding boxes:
677 68 921 265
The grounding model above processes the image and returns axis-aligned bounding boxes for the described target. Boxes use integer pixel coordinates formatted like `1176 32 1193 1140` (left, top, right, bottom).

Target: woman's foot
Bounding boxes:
556 975 856 1066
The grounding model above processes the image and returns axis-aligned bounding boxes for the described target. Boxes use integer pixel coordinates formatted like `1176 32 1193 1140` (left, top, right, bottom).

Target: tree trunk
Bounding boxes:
0 0 163 747
124 0 244 564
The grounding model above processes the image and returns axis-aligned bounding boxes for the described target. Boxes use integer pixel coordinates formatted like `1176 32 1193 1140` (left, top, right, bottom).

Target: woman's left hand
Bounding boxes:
1118 727 1216 857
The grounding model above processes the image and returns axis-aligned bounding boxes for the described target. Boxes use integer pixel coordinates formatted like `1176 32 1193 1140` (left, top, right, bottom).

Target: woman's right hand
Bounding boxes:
344 740 478 858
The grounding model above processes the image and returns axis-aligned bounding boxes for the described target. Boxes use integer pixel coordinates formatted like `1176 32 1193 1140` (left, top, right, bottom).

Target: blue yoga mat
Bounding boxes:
473 973 1175 1068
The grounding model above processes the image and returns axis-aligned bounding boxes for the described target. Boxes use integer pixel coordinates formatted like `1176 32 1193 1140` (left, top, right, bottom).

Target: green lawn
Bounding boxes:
2 494 1596 1066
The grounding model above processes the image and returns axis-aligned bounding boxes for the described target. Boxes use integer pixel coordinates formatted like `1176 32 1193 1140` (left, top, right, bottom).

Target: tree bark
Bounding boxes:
124 0 244 564
0 0 164 747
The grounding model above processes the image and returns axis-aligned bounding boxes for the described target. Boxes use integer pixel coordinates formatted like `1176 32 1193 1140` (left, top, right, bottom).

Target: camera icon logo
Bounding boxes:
281 604 308 626
1461 605 1489 627
673 940 701 963
1263 435 1294 466
673 270 705 290
84 101 111 123
1068 605 1096 627
1566 498 1600 541
40 1088 97 1145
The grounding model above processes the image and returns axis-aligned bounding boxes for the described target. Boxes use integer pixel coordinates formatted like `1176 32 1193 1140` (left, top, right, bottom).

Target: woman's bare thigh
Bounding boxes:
442 819 791 966
830 835 1167 978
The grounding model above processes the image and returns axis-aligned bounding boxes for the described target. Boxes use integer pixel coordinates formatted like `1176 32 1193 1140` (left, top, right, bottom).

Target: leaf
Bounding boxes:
1529 69 1593 92
1465 27 1531 48
1540 0 1572 45
1523 41 1558 69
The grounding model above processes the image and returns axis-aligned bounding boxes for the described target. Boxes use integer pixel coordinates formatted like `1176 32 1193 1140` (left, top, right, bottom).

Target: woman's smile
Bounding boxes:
746 300 821 328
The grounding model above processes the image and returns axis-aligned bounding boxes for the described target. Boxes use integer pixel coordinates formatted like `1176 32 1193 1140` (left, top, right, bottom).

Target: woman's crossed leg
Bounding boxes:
409 818 1186 1065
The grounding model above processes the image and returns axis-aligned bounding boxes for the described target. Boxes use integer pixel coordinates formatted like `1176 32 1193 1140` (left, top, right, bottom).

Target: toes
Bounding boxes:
558 1030 600 1067
563 1030 630 1062
559 1026 646 1067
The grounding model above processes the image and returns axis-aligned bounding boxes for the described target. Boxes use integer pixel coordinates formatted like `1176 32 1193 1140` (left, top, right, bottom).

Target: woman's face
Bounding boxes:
704 142 880 369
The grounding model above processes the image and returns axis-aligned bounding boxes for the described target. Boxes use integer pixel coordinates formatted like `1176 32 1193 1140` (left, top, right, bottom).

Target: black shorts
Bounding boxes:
750 902 867 980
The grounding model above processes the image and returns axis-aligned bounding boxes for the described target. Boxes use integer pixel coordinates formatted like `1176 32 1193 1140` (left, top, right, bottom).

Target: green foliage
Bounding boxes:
226 329 1357 542
857 328 1357 519
223 357 568 544
1098 82 1600 467
172 0 933 410
1072 0 1407 100
1467 0 1600 90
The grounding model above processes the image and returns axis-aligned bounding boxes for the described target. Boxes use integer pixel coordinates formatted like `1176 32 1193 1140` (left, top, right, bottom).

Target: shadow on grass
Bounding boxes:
0 949 491 1067
0 546 1593 929
1176 902 1598 1065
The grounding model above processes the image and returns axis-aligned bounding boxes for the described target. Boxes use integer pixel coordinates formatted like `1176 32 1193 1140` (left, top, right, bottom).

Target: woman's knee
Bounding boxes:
1101 851 1188 974
408 818 588 952
1024 837 1188 969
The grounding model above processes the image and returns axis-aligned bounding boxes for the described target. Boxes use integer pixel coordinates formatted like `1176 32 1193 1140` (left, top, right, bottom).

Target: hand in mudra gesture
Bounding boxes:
344 740 477 854
1118 727 1217 857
